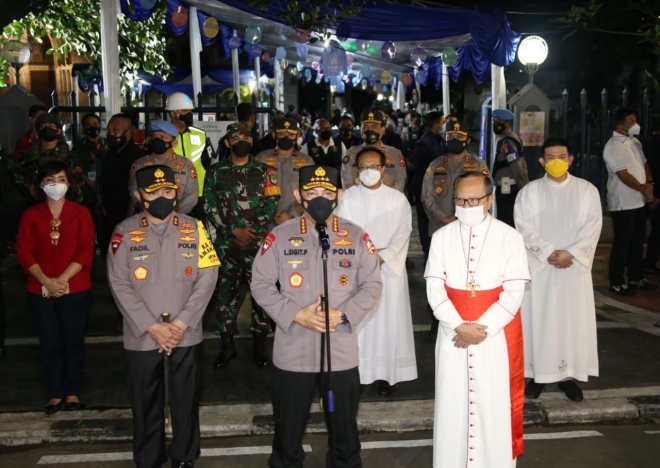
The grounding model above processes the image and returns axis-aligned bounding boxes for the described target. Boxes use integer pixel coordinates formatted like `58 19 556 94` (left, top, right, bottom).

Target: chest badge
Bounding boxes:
179 222 196 235
127 230 146 236
288 259 304 269
182 253 194 259
133 255 149 262
134 266 148 281
289 237 304 246
170 161 185 170
185 266 193 276
339 274 349 286
333 239 354 247
337 229 349 238
289 272 304 288
130 235 147 243
384 177 392 185
179 235 196 242
338 258 352 268
435 186 444 195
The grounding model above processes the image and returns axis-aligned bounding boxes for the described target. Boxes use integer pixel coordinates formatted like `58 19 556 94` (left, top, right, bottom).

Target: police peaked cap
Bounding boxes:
275 118 299 132
360 109 385 125
299 165 339 192
135 165 179 193
445 120 470 136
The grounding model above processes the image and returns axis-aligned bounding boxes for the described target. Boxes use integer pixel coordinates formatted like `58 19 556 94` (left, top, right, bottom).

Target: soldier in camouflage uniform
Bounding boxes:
15 113 82 203
256 118 314 227
204 123 280 369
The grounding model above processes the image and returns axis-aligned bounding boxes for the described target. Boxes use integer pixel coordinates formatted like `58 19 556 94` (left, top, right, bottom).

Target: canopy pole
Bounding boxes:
442 63 450 115
189 6 203 105
100 0 121 117
415 80 422 114
231 29 241 107
254 55 264 138
274 58 283 112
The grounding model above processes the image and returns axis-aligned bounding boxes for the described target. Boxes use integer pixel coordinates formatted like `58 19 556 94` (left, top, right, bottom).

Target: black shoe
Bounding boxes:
212 333 236 370
558 380 584 402
525 379 545 399
171 462 194 468
378 381 396 396
65 400 85 411
629 278 659 291
252 332 271 368
643 264 660 275
0 347 5 359
44 400 63 415
609 284 637 296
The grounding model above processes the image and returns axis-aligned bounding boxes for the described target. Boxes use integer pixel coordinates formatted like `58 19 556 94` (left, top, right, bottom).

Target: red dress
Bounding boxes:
17 200 95 294
14 129 38 159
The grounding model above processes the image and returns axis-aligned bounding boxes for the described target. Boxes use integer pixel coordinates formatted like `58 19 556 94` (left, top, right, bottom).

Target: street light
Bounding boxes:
517 35 548 85
1 40 32 86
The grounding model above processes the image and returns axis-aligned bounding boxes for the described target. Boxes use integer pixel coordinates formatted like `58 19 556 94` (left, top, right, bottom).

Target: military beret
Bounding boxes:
35 112 61 127
135 165 179 193
225 122 252 139
299 165 339 192
360 109 385 125
274 118 299 133
149 120 179 137
445 120 470 136
492 108 515 121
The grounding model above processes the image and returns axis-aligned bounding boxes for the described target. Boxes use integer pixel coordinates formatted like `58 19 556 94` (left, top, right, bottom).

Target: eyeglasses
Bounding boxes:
453 194 489 207
357 164 382 172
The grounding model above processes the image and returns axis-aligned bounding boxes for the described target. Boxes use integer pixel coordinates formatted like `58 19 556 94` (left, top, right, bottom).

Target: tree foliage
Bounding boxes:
0 0 170 87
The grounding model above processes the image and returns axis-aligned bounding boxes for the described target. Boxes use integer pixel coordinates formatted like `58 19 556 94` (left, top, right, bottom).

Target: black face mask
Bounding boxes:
303 196 337 224
493 123 506 135
363 130 381 145
340 128 353 138
447 139 467 155
38 127 59 142
141 195 177 220
319 130 333 140
178 113 194 127
107 132 128 150
277 137 294 151
85 127 101 138
231 140 251 158
148 138 172 155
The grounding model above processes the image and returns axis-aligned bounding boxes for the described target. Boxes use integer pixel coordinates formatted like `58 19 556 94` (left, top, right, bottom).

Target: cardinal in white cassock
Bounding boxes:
335 147 417 396
425 172 530 468
515 137 602 402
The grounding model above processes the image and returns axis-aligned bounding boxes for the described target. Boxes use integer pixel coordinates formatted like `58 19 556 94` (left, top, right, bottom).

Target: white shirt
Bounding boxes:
603 131 647 210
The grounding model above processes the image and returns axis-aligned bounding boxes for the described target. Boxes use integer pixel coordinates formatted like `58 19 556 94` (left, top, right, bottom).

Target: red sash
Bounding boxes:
446 286 525 460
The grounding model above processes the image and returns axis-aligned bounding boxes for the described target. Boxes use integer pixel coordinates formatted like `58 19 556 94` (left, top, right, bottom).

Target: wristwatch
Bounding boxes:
341 312 348 324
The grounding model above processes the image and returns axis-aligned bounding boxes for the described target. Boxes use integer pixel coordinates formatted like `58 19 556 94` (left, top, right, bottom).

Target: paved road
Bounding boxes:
2 424 659 467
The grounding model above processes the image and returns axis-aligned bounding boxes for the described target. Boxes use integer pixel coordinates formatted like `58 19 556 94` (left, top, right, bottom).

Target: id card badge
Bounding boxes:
501 177 511 195
88 171 96 181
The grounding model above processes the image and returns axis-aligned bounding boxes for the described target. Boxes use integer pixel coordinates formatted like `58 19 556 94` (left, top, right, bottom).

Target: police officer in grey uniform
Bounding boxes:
256 118 314 226
108 165 219 468
128 121 199 215
421 121 489 235
251 165 383 468
491 108 529 227
341 109 407 192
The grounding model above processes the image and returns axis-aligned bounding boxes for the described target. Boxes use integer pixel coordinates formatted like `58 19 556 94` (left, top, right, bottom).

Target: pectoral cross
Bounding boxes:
467 276 480 298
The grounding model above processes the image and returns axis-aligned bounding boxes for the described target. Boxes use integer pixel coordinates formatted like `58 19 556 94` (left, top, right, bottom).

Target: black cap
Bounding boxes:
299 165 339 192
275 118 298 134
360 109 385 125
135 165 179 193
445 120 470 136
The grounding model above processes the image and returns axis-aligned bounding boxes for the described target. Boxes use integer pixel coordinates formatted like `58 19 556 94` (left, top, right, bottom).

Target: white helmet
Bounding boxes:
166 92 195 111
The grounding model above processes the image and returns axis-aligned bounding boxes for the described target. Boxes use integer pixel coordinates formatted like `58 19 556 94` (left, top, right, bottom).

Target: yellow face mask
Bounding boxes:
544 158 569 178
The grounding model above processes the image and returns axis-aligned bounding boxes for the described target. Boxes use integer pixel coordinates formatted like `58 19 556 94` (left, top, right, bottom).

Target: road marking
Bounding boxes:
37 446 312 464
362 439 434 450
645 430 660 434
524 430 603 440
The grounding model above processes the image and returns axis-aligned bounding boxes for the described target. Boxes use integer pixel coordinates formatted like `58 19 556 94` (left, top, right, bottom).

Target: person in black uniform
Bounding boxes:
336 115 363 150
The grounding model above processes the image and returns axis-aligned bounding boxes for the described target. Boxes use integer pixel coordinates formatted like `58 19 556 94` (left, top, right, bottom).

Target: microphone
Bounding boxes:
316 222 330 251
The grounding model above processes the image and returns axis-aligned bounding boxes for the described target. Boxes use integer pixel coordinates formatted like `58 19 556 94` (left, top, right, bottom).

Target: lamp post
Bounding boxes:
517 36 548 85
1 40 32 86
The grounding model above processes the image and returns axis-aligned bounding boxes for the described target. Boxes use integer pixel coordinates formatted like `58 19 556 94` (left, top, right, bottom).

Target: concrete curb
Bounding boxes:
1 387 659 447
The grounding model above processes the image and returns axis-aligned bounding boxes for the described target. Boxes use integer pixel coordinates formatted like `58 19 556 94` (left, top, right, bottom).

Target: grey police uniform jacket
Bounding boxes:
251 214 383 373
256 149 314 218
107 213 220 351
493 131 529 188
341 144 407 192
128 152 200 215
421 153 489 235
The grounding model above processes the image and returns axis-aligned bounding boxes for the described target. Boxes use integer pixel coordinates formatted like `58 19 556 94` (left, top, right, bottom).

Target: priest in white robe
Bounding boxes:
335 146 417 396
425 172 529 468
515 137 602 402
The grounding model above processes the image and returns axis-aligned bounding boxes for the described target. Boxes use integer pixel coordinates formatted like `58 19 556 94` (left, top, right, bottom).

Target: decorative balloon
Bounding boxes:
361 79 368 90
367 74 377 87
202 17 219 39
296 61 305 72
316 75 322 84
352 77 360 87
280 59 288 70
276 47 287 61
304 69 312 79
297 44 308 58
245 24 261 44
442 47 458 67
381 41 396 60
229 35 242 50
414 69 426 83
311 61 320 70
380 70 391 85
346 53 354 66
289 67 297 76
401 72 413 87
249 44 262 57
171 6 188 28
356 39 370 52
296 28 312 42
410 46 427 67
361 63 371 77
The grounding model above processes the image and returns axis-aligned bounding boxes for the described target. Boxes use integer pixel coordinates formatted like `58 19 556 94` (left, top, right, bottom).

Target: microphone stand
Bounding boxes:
317 222 337 468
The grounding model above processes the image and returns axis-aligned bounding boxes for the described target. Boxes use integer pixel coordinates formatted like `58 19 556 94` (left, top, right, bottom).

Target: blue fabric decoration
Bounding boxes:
166 0 187 35
120 0 154 21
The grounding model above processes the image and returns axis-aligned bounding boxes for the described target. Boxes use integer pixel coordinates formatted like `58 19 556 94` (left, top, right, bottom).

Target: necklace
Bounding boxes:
50 218 62 245
459 216 492 297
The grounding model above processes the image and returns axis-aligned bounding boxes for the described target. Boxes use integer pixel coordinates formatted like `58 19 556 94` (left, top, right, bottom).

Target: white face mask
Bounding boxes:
42 183 68 201
455 204 486 227
627 123 641 136
359 168 381 187
297 136 304 146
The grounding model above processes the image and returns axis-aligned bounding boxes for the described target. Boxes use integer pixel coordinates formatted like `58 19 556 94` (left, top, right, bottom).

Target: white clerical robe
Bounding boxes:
335 183 418 385
515 173 602 383
425 215 530 468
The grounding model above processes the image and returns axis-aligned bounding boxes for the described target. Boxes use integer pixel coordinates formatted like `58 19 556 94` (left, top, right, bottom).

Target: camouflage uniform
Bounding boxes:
204 155 279 334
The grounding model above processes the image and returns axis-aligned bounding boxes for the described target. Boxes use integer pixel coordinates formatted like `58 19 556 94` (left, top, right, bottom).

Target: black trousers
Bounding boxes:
0 238 7 347
609 207 646 285
414 197 431 259
644 204 660 267
495 185 519 228
269 366 362 468
28 290 90 398
126 345 202 468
